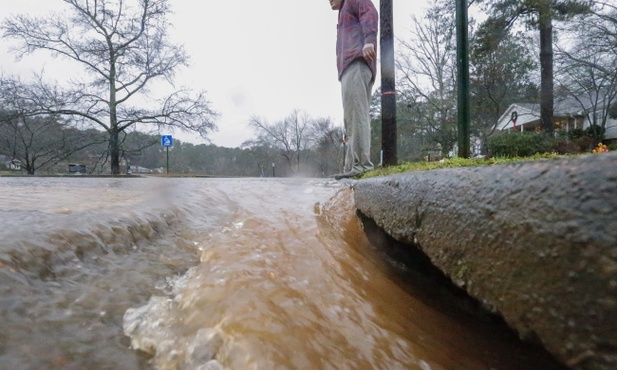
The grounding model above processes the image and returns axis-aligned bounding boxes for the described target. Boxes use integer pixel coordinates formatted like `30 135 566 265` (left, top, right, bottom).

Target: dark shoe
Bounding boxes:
333 169 363 180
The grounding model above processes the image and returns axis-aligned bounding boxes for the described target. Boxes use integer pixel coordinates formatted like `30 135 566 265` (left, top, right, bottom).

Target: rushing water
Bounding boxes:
0 177 566 370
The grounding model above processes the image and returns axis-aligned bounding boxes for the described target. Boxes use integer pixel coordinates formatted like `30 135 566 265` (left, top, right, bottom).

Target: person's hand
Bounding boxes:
362 43 376 62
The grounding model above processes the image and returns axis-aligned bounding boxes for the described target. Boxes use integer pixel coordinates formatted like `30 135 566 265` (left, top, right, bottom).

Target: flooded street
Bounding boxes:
0 177 565 369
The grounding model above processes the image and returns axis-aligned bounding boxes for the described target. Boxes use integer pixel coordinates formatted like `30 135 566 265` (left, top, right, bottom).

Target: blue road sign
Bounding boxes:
161 135 173 147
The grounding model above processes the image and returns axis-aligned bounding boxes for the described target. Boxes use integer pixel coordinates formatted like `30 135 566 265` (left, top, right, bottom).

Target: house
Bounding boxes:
496 96 617 142
68 163 87 174
0 155 22 171
5 159 22 171
127 165 152 174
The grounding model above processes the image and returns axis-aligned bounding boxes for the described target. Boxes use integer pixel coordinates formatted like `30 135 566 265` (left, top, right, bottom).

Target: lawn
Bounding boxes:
359 152 577 179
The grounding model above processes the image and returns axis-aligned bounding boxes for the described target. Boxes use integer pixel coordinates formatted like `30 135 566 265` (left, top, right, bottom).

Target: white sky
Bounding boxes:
0 0 429 148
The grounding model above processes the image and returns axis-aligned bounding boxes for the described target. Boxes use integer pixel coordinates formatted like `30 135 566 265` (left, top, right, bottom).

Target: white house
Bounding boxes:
3 160 22 171
496 97 617 142
127 165 152 174
0 155 22 171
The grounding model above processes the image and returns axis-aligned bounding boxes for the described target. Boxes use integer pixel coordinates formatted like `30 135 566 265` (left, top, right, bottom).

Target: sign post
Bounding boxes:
161 135 173 174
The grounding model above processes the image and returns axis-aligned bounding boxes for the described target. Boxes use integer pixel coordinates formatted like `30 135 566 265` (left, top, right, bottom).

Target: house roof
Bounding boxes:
496 104 541 131
496 95 610 131
510 95 614 115
496 96 617 140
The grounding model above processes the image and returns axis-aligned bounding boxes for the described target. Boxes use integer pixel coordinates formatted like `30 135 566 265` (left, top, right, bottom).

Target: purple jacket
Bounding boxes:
336 0 378 83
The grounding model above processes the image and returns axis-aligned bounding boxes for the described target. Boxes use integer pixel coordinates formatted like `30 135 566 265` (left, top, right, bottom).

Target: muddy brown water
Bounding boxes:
0 177 566 369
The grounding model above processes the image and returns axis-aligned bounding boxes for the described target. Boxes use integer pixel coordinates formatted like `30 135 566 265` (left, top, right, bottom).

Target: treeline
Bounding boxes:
0 110 346 176
3 0 617 176
387 0 617 161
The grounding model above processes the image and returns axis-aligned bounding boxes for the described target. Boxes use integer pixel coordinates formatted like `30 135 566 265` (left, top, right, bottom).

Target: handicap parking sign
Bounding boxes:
161 135 173 147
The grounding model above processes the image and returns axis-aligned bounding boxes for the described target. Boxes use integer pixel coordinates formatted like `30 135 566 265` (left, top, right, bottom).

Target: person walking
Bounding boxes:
329 0 378 179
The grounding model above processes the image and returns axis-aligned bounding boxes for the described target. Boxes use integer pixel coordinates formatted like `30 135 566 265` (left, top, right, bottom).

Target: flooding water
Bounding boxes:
0 177 566 370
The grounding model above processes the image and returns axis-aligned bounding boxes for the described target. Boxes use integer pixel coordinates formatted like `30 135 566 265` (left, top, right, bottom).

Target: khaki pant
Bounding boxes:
341 60 374 173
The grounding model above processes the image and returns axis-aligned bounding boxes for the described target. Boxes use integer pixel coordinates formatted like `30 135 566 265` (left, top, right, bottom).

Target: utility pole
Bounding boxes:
380 0 397 166
456 0 471 158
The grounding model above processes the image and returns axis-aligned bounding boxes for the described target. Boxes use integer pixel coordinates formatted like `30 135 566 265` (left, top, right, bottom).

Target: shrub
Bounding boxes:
487 132 555 157
562 127 602 152
552 139 581 154
578 136 596 152
568 128 586 140
609 102 617 119
585 124 605 142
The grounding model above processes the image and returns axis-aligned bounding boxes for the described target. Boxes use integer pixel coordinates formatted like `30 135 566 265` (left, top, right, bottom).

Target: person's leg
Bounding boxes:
341 60 374 174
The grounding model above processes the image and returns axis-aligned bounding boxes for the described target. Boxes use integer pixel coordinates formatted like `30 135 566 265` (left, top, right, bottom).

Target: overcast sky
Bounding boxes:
0 0 429 148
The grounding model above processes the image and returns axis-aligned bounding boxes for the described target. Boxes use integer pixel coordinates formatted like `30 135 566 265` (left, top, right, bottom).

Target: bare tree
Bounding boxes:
1 0 217 174
309 117 345 175
0 114 98 175
397 1 458 155
470 30 538 148
554 1 617 139
0 76 106 174
249 109 312 174
476 0 592 133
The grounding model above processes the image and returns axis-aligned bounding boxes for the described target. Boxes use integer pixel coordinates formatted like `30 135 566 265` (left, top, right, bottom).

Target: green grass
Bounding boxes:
359 152 573 179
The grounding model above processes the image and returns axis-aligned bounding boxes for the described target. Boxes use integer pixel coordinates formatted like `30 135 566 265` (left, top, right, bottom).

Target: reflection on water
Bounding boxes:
0 177 566 369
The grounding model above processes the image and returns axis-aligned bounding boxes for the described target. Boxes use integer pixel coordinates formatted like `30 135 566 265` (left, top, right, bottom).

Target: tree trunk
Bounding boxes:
109 128 120 175
23 151 34 175
538 4 554 133
109 53 120 175
26 162 34 175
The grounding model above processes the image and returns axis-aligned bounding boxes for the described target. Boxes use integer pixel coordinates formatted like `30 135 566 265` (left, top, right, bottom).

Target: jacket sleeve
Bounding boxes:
356 0 378 45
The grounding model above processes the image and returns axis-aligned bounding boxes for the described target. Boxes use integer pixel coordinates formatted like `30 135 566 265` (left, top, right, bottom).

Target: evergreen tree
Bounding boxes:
476 0 592 133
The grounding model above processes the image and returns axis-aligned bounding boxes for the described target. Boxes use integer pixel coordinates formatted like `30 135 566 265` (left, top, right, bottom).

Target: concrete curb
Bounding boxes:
352 152 617 370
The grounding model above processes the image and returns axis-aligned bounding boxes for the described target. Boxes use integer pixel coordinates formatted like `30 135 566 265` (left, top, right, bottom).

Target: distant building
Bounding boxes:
496 96 617 142
127 165 152 174
0 155 22 171
68 163 87 174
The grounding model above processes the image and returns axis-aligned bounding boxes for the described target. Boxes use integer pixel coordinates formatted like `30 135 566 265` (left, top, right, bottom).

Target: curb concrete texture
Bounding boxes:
352 152 617 370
